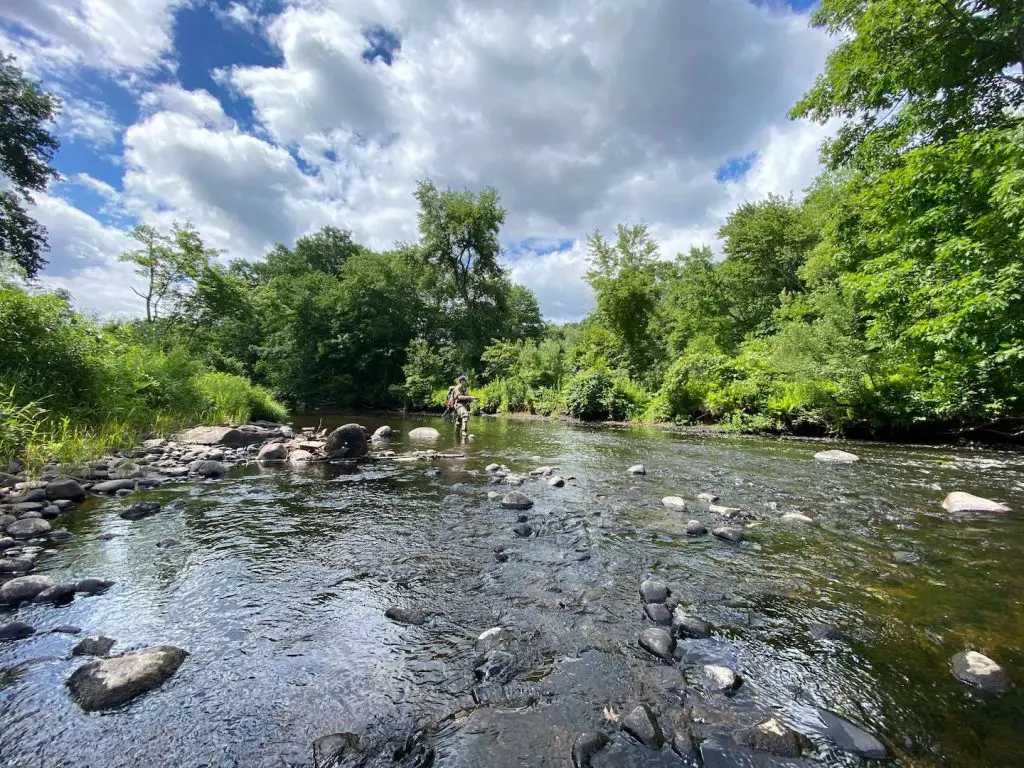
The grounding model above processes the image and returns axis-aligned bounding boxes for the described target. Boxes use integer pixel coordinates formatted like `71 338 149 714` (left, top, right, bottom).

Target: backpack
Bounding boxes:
445 386 456 409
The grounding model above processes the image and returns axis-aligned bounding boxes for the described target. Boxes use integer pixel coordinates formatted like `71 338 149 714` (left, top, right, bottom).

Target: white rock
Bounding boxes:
780 513 814 524
661 496 687 511
627 464 646 475
942 492 1010 513
289 449 313 464
814 449 860 463
408 427 440 441
951 651 1009 692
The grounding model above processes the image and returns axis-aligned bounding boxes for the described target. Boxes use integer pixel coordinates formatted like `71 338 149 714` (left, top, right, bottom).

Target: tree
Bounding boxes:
118 222 214 321
791 0 1024 169
0 54 60 276
256 226 363 279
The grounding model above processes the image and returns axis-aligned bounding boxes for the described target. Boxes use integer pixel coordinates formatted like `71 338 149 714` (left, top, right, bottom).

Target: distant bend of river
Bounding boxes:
1 411 1022 767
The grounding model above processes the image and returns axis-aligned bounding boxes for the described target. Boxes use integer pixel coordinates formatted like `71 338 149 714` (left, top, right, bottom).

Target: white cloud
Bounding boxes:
216 2 260 32
56 95 119 145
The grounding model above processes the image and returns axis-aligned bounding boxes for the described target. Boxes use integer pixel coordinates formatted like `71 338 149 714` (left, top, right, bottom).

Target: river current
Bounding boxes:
1 413 1022 767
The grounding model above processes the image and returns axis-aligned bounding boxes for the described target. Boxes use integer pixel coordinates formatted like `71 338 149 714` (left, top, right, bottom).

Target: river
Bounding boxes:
1 412 1022 767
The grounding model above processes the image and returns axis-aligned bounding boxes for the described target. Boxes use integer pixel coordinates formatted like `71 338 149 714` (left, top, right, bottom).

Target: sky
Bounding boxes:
1 0 834 322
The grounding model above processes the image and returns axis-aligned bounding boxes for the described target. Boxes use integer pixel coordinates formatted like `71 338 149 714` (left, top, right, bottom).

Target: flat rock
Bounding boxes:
661 496 686 511
644 603 672 625
0 575 55 605
621 704 664 749
942 492 1010 514
384 606 428 626
627 464 647 475
39 505 61 519
407 427 440 441
685 520 708 536
638 627 676 661
709 504 743 517
530 466 555 476
156 537 180 549
672 608 712 639
191 460 227 478
0 556 33 574
639 579 669 604
72 636 117 657
67 645 188 711
175 426 273 447
780 512 814 524
737 718 805 758
814 449 860 463
32 583 78 604
91 479 137 494
699 664 741 693
76 577 115 595
817 708 886 758
500 491 534 510
712 526 744 544
45 478 86 501
951 651 1009 693
119 501 162 521
697 492 719 502
571 731 610 767
0 620 35 642
484 463 501 473
6 517 51 539
289 449 314 464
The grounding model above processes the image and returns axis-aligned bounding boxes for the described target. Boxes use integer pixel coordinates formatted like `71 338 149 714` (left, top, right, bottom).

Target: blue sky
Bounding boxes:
1 0 832 320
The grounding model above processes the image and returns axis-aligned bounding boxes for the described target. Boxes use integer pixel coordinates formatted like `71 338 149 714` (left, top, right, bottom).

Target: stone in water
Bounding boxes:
942 492 1010 514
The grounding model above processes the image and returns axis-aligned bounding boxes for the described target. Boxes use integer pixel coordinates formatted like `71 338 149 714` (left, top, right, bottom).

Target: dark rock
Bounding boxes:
500 491 534 510
671 729 697 761
0 620 35 642
119 501 162 521
67 645 188 711
512 523 533 538
474 649 517 684
0 575 55 605
893 551 920 564
639 579 669 604
52 625 81 635
0 471 19 487
712 526 744 543
91 479 137 494
737 718 806 757
76 577 115 595
817 708 887 758
49 528 74 542
809 622 844 641
39 504 61 519
385 606 428 626
191 460 227 478
0 535 15 550
638 627 676 661
45 478 86 501
9 488 45 503
548 475 566 488
32 583 78 605
72 636 117 657
13 502 43 514
951 651 1010 693
156 537 180 549
323 424 368 459
257 442 289 462
6 517 51 539
516 513 529 523
0 556 33 574
672 608 712 639
644 603 672 625
571 731 611 767
621 704 664 748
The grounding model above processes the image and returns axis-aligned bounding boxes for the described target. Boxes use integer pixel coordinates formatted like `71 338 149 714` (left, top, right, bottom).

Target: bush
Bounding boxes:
659 336 735 420
194 372 288 424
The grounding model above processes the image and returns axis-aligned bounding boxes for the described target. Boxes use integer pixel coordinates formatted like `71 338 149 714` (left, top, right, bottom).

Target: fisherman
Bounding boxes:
447 375 477 437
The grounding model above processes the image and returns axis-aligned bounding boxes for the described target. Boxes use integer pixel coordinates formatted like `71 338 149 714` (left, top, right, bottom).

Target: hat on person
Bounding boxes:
458 375 468 382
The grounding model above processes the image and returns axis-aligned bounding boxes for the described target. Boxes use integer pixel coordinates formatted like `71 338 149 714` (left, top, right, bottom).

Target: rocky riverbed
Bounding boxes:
1 413 1022 767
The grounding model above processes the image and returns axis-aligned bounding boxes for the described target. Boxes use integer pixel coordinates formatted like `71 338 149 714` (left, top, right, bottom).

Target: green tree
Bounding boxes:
0 54 60 277
118 223 215 322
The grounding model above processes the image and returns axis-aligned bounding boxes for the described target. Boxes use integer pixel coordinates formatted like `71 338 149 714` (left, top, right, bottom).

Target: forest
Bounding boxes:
1 0 1023 465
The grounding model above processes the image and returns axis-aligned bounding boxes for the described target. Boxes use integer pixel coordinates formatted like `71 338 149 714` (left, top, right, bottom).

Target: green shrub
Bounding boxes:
659 336 735 420
194 372 287 424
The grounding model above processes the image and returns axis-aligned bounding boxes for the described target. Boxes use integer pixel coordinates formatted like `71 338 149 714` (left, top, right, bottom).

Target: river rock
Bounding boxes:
485 463 501 473
13 502 43 514
737 718 805 758
697 492 719 502
175 425 273 447
780 512 814 524
548 475 565 488
40 504 61 519
0 575 55 605
385 606 428 626
371 425 393 441
71 635 117 657
644 603 672 625
32 583 77 604
712 526 744 544
67 645 188 711
942 492 1010 514
475 626 514 654
639 579 669 604
817 708 886 758
119 501 162 521
814 449 860 463
627 464 647 475
475 649 517 683
191 460 227 478
110 460 144 479
0 620 35 642
7 517 51 539
699 664 741 693
661 496 686 511
156 537 180 549
530 466 555 476
257 443 289 463
45 478 85 501
951 651 1009 693
76 577 115 595
571 731 610 767
487 491 501 501
0 536 16 551
92 479 137 494
639 627 676 661
407 427 440 441
8 488 45 503
672 608 712 639
621 704 664 749
0 515 15 531
513 523 533 538
500 491 534 510
289 449 313 464
0 556 33 574
809 622 844 641
685 520 708 536
709 504 743 518
49 528 73 543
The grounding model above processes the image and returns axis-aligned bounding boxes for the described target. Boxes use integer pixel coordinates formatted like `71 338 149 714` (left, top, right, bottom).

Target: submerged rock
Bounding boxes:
6 517 51 539
638 627 676 661
0 575 55 605
737 718 806 758
661 496 687 511
372 425 393 441
75 577 115 595
191 460 227 479
512 523 533 538
32 583 78 605
814 449 860 463
72 636 117 657
500 491 534 510
712 526 744 544
809 622 844 641
621 704 664 749
817 708 887 758
91 479 137 494
685 520 708 536
571 731 610 767
407 427 441 441
671 608 712 639
644 603 672 625
67 645 188 711
709 504 743 517
323 424 368 458
0 556 33 574
156 538 180 549
385 606 428 626
0 620 35 642
639 579 670 604
119 501 162 521
627 464 647 475
951 651 1009 693
942 492 1010 514
548 475 565 488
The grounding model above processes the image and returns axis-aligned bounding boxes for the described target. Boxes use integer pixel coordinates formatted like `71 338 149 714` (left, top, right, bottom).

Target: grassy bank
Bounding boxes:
0 280 286 472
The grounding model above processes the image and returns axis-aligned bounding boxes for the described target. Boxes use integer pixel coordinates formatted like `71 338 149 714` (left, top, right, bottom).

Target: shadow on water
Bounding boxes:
1 411 1023 767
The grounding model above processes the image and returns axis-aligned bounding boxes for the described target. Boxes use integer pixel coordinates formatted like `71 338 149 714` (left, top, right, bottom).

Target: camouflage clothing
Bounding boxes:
452 381 471 434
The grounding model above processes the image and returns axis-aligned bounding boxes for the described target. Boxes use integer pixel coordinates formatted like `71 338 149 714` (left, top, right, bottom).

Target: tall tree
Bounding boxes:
119 222 214 321
0 54 60 277
791 0 1024 169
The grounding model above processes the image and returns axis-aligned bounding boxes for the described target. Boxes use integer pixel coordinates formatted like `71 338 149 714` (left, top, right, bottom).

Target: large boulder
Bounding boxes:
621 704 664 749
951 651 1009 693
500 491 534 510
407 427 441 441
942 492 1010 514
322 424 368 459
67 645 188 711
372 425 393 441
91 478 137 494
0 620 35 642
638 627 676 662
190 460 227 479
257 443 289 463
175 425 278 448
45 478 85 501
6 517 51 539
0 575 55 605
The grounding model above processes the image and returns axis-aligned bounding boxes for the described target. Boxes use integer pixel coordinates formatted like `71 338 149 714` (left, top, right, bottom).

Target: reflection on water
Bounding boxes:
1 412 1023 767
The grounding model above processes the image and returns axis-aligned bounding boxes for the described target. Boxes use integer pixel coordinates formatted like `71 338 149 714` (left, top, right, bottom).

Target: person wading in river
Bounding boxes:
446 375 477 437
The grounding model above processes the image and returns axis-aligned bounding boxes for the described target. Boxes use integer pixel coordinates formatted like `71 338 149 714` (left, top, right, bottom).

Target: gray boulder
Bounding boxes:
72 636 117 657
45 478 86 501
685 520 708 536
671 608 712 639
91 479 137 494
697 492 719 502
175 425 269 447
32 583 77 604
7 517 51 539
372 425 393 441
501 491 534 510
323 424 368 459
638 627 676 661
639 579 669 604
644 603 672 625
0 556 33 574
951 651 1009 693
384 606 428 626
627 464 647 475
67 645 188 711
571 732 610 767
257 442 289 463
191 460 227 478
621 704 664 749
119 502 162 521
814 449 860 463
712 526 744 544
0 574 55 605
942 492 1010 514
0 620 35 642
816 708 886 758
737 718 806 758
76 577 115 595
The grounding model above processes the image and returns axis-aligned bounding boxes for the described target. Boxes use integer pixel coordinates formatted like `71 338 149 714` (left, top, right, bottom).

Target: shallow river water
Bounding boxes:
1 413 1023 767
